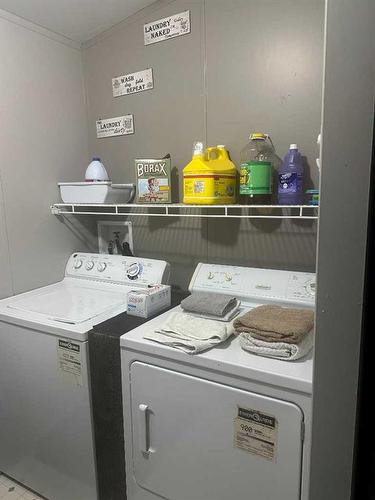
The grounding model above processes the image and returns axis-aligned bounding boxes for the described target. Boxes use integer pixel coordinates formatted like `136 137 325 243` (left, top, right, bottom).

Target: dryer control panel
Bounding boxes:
65 253 170 286
189 263 315 306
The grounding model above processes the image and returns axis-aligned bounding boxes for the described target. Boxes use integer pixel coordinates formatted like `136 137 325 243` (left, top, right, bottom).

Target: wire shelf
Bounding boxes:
50 203 319 220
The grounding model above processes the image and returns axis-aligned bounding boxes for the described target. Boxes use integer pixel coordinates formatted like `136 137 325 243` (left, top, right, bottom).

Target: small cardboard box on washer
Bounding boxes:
127 285 171 318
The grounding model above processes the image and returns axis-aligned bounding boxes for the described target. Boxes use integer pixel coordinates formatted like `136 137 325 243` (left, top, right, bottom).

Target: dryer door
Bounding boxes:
130 362 304 500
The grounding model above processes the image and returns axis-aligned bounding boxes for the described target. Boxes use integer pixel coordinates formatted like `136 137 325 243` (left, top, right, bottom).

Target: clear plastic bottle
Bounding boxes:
239 133 280 204
278 144 304 205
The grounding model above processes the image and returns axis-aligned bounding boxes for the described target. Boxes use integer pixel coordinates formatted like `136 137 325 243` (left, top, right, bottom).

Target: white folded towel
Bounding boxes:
144 311 233 354
239 330 314 361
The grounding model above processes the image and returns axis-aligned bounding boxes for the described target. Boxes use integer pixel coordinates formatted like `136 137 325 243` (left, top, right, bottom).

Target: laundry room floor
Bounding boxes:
0 473 44 500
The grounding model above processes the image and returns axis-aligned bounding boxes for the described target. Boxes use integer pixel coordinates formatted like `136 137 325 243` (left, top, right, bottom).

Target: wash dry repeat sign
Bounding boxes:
144 11 190 45
112 68 153 97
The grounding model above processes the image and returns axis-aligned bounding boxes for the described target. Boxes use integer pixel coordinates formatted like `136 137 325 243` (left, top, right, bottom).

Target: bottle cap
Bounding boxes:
92 157 101 161
290 144 298 150
250 133 267 140
192 141 205 156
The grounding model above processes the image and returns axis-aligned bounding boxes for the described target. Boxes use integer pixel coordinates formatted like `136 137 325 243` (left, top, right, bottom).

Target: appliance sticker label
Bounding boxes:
234 407 278 461
144 10 190 45
57 339 82 385
112 68 153 97
96 115 134 138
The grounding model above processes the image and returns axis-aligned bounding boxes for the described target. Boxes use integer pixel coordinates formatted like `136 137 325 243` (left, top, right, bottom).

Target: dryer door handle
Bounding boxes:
138 403 151 454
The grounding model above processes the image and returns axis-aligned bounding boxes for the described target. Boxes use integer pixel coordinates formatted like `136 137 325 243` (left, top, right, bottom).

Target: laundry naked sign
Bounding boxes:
144 10 190 45
112 68 153 97
96 115 134 138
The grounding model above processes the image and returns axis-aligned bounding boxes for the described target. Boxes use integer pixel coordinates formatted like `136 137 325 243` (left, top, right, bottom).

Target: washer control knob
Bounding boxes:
74 259 83 269
127 262 142 280
97 262 107 272
85 261 94 271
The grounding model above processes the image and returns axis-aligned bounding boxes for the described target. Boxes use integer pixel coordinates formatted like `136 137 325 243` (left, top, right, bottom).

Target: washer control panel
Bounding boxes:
65 253 170 286
189 263 316 306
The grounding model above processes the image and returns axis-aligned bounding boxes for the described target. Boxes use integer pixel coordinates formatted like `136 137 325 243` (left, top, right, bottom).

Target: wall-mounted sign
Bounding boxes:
144 10 190 46
96 115 134 139
112 68 153 97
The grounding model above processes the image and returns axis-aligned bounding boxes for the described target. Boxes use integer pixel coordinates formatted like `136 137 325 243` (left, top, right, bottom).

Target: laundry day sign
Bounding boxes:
144 10 190 45
112 68 153 98
96 115 134 139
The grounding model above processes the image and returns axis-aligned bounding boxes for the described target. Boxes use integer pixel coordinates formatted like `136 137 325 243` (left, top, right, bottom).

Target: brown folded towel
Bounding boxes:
233 305 314 344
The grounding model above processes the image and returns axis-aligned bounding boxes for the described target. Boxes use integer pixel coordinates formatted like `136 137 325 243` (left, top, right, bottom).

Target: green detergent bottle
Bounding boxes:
239 133 280 205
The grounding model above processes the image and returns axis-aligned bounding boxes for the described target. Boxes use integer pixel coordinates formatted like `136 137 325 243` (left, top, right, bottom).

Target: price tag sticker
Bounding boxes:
57 339 82 386
234 407 278 462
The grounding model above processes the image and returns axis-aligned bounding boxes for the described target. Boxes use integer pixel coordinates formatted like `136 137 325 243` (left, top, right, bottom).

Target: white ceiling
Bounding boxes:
0 0 157 42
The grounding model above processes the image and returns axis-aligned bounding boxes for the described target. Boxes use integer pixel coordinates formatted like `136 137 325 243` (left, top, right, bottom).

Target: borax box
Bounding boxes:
135 157 171 203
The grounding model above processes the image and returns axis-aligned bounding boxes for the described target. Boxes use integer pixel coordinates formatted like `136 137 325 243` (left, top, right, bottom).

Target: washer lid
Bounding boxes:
7 283 127 324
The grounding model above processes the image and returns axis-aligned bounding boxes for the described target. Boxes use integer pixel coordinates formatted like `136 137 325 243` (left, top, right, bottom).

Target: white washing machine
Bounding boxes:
0 252 169 500
121 262 315 500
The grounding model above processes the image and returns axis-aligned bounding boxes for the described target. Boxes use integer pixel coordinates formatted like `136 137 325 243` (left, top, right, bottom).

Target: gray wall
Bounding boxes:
0 0 325 296
310 0 375 498
0 10 95 297
83 0 324 288
0 175 13 298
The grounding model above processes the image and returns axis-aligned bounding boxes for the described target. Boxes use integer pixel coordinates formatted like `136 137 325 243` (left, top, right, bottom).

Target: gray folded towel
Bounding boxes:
181 292 238 318
233 305 314 344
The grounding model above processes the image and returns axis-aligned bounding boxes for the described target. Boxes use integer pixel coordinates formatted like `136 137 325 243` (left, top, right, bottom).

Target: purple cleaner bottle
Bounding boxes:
278 144 304 205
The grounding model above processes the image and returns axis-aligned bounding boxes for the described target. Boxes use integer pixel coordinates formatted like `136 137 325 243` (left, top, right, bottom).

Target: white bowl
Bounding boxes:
58 182 135 204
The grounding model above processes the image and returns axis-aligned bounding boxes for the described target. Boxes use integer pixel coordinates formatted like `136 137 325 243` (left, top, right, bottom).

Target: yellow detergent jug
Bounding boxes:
183 143 237 204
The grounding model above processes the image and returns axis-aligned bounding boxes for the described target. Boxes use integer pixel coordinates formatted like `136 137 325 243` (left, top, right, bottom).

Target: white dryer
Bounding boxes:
0 252 169 500
120 262 315 500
